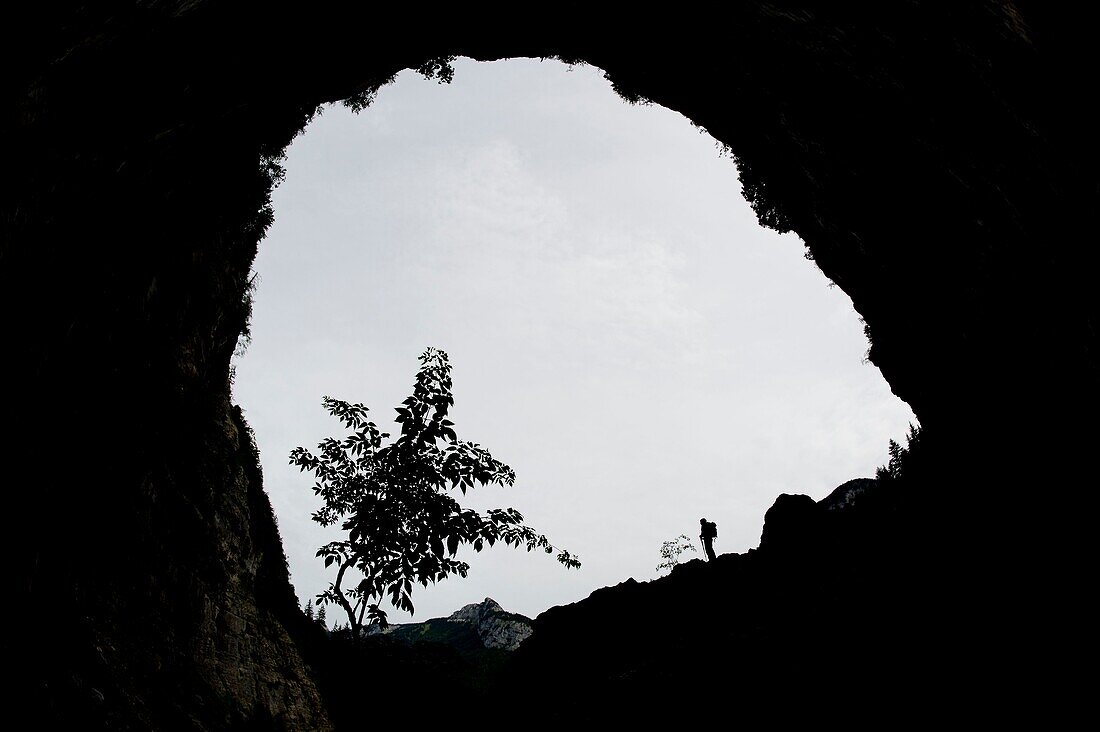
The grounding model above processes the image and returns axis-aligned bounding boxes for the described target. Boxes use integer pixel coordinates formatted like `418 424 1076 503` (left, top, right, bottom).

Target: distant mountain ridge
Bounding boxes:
366 598 533 653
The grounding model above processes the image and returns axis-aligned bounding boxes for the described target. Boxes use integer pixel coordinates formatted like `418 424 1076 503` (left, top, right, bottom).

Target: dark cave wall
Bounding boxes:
2 1 1095 727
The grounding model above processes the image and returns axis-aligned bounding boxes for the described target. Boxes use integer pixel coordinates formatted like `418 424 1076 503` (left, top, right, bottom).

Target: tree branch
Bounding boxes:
332 557 358 635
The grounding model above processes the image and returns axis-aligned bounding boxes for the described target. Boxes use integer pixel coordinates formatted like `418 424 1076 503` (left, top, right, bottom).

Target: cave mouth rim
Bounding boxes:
233 55 918 623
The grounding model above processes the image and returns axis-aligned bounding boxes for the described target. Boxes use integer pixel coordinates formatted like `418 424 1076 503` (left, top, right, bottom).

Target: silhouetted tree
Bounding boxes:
304 599 314 621
316 604 327 628
291 347 580 637
656 534 697 573
876 423 923 482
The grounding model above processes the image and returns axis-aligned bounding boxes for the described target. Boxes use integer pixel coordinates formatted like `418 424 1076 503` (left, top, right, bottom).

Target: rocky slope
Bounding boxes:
504 475 943 723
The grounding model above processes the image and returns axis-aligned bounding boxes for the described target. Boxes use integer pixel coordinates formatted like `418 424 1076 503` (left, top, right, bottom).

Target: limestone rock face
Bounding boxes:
446 597 507 624
372 598 534 652
449 598 534 651
187 408 332 731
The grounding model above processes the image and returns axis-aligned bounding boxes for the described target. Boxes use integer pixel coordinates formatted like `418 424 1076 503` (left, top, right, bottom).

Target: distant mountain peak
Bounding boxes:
371 597 533 652
447 597 505 623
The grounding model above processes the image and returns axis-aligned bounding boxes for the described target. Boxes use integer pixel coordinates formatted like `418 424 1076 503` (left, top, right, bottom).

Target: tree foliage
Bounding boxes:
656 534 697 573
876 423 923 483
291 347 580 636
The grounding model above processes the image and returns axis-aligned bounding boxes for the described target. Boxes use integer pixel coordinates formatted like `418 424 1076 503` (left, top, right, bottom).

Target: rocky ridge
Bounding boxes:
368 598 533 652
502 475 924 723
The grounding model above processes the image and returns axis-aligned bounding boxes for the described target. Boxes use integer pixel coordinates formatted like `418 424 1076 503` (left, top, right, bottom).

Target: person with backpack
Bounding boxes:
699 518 718 561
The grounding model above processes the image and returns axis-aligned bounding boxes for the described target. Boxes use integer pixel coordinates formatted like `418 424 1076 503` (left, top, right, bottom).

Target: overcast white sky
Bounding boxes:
231 58 916 625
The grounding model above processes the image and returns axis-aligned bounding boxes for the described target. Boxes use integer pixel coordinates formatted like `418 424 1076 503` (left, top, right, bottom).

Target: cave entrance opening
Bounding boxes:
230 57 915 626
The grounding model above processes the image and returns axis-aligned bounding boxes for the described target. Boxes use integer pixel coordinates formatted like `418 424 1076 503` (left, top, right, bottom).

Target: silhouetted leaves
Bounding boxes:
291 348 580 636
656 534 697 573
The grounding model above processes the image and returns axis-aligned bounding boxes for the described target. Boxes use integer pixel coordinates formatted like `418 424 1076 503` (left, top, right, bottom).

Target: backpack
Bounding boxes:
703 521 718 539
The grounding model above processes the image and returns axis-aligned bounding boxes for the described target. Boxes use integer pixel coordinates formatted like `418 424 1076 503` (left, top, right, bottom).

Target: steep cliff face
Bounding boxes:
2 2 1094 727
13 401 331 730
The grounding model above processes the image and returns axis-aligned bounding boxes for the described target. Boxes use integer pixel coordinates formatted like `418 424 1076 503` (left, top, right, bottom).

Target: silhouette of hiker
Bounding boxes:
699 518 718 561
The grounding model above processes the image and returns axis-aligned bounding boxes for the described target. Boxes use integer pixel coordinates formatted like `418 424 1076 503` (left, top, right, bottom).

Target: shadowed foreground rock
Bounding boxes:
504 474 1011 724
3 2 1095 727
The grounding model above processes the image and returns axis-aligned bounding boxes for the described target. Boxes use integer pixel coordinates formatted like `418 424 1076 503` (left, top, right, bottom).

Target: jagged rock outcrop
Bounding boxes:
819 477 878 512
3 3 1095 726
369 598 533 652
758 478 878 551
445 598 533 650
